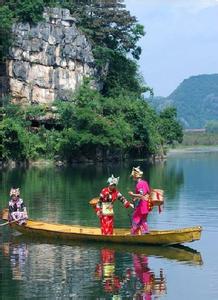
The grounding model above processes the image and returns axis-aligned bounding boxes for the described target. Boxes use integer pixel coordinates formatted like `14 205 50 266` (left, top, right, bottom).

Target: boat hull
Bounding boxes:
1 208 202 245
10 220 202 246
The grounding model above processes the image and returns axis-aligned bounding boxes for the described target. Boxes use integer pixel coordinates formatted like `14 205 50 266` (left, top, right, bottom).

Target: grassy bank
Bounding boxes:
181 131 218 146
168 131 218 154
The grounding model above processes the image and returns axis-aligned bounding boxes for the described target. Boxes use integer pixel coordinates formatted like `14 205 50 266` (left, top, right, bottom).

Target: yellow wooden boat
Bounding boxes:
1 209 202 246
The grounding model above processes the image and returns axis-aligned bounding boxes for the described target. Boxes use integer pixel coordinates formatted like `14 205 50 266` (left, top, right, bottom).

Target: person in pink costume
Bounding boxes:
128 166 152 235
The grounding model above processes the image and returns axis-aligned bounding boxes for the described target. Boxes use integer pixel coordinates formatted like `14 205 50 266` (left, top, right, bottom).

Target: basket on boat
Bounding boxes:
89 197 99 208
0 208 9 221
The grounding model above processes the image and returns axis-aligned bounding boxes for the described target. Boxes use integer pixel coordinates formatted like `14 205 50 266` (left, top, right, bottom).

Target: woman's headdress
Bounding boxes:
107 175 119 186
9 188 20 197
130 166 143 178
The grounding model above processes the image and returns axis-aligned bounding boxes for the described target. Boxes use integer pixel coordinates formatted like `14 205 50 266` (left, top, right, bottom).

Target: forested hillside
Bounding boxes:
148 74 218 129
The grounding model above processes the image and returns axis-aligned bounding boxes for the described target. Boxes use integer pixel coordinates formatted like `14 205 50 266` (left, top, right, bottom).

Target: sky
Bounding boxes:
125 0 218 97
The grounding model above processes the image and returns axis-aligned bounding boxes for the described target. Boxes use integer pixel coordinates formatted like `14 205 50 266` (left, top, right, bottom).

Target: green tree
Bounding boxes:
0 5 14 62
62 0 143 55
61 0 145 95
158 107 183 145
205 120 218 133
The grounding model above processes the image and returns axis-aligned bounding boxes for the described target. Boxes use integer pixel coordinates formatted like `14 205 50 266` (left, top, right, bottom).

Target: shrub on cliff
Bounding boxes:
53 81 162 161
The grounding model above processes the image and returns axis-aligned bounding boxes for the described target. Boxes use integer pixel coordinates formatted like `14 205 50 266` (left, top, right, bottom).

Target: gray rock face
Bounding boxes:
8 7 96 104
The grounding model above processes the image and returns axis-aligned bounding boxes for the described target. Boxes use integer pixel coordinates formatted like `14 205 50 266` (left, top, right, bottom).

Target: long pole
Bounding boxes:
0 218 22 227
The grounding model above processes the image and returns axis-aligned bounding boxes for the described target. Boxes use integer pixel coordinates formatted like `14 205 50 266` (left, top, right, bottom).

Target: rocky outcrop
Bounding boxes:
0 63 8 100
7 7 96 104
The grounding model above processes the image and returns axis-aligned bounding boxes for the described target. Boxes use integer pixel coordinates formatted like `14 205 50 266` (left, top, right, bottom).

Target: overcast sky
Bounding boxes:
125 0 218 96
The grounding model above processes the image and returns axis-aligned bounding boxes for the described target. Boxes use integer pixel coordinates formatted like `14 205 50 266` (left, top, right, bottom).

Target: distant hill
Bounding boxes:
147 74 218 128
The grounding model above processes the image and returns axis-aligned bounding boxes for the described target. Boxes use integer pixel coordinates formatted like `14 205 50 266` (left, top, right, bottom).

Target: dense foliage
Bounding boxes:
148 74 218 129
205 120 218 133
158 107 183 145
0 82 183 162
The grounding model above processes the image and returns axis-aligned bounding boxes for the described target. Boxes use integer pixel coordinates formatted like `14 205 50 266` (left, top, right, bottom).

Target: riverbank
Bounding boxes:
168 145 218 155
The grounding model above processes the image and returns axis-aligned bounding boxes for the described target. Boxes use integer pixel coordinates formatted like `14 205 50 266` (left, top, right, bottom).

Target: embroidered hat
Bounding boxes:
130 166 143 178
9 188 20 197
107 175 119 186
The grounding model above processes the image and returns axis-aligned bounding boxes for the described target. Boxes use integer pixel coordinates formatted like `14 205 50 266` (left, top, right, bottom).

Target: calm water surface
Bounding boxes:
1 151 218 299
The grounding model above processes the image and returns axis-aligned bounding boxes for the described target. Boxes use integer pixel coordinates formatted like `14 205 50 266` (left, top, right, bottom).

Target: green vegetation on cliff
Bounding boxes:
0 81 183 162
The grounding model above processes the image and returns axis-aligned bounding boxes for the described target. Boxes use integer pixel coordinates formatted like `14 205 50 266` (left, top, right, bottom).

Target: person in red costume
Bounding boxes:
96 175 133 235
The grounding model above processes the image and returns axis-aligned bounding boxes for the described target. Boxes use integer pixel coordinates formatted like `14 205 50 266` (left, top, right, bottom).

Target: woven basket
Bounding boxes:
89 197 99 207
150 189 164 206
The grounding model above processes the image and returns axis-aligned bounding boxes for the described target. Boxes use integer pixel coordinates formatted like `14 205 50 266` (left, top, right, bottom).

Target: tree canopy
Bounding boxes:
158 107 183 145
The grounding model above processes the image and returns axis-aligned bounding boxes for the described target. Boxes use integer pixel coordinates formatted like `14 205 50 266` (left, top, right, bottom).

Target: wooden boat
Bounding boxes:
1 209 202 246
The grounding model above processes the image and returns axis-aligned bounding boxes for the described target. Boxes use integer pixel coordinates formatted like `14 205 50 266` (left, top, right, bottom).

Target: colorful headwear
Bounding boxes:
130 166 143 178
9 188 20 197
107 175 119 186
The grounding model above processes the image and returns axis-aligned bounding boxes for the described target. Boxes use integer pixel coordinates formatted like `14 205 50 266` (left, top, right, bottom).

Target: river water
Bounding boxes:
1 151 218 299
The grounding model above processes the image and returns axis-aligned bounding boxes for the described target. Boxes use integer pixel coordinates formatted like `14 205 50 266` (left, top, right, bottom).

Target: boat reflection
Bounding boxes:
11 233 203 266
113 243 203 266
95 248 166 299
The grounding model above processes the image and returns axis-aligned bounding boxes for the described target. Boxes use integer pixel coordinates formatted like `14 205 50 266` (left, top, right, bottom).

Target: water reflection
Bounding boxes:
149 161 184 200
0 235 203 299
1 242 28 281
0 161 185 228
95 248 166 299
95 249 121 295
2 152 218 299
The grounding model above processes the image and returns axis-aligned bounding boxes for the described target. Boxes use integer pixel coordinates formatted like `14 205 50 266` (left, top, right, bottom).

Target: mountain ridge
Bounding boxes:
148 74 218 128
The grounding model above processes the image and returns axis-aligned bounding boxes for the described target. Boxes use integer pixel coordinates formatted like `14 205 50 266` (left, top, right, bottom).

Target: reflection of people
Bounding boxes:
95 248 166 299
128 167 152 235
95 175 133 235
133 254 154 299
8 188 28 225
132 254 166 299
95 249 121 294
2 242 28 280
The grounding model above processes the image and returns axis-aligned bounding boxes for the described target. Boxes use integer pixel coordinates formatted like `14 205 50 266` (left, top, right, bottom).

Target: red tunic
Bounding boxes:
96 187 130 235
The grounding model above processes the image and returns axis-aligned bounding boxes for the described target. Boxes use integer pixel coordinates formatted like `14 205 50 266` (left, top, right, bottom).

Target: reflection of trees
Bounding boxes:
1 163 144 227
148 161 184 200
1 240 100 299
0 167 28 207
0 160 183 227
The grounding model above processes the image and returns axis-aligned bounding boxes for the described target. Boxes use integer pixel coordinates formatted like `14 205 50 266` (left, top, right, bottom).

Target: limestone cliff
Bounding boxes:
7 7 96 104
